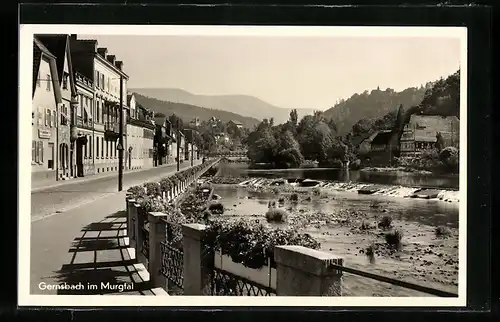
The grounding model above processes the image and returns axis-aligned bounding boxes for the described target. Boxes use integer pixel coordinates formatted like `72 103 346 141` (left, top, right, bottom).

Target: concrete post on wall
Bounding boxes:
274 245 344 296
148 212 168 289
182 223 212 295
127 199 137 249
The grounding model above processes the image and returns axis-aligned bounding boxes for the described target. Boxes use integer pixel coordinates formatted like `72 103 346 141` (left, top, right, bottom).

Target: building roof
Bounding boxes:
352 131 378 147
407 114 459 143
414 136 437 143
34 37 56 59
410 114 459 124
36 35 68 86
230 120 243 125
370 130 393 146
33 37 57 96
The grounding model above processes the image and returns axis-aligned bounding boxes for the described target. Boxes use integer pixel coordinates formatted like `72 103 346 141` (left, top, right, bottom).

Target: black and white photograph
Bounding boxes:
19 25 466 306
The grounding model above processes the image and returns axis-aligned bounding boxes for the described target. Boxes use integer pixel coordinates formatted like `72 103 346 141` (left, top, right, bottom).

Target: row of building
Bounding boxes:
32 34 200 187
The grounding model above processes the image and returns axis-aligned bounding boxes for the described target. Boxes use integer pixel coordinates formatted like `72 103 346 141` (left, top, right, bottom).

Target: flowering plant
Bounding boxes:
144 182 162 197
203 218 320 269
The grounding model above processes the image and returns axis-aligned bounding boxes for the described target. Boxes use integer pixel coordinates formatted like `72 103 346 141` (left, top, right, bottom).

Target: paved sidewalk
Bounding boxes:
31 160 202 222
31 161 181 192
30 191 157 295
30 161 203 295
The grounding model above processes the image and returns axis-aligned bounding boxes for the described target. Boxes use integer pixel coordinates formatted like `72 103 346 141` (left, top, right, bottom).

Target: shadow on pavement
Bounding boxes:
54 210 152 295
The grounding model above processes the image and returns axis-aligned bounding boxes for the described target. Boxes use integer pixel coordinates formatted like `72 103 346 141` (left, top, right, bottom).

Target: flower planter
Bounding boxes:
214 251 277 289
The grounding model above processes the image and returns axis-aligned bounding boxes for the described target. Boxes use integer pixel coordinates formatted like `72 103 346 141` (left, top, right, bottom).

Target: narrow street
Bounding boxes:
30 160 201 295
31 161 200 222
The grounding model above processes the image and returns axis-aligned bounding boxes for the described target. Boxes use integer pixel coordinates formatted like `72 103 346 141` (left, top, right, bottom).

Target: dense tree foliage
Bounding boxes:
246 110 348 168
418 70 460 117
322 86 427 135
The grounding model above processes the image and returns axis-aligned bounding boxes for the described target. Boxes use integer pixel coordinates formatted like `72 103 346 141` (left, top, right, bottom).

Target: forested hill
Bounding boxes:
322 86 429 135
133 93 261 129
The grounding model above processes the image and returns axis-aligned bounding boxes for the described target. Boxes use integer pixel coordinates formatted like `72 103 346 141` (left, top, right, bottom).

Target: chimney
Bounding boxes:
97 47 108 58
115 60 123 70
106 54 116 64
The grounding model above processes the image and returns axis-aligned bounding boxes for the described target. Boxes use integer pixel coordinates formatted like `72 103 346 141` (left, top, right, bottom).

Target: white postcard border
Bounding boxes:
19 24 468 307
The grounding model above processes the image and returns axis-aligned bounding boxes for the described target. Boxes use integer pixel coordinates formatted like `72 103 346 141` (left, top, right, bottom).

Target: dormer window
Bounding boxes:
62 72 69 90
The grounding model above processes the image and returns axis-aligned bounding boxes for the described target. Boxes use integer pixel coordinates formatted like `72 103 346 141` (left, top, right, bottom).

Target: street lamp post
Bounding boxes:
191 136 194 167
177 119 180 172
117 75 124 191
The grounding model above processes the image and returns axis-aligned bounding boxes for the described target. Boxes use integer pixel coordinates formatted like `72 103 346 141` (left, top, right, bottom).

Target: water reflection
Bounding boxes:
218 163 459 189
214 185 459 228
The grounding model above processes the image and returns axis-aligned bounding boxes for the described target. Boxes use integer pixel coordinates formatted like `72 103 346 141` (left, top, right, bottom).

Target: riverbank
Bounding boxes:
361 166 459 177
362 166 433 175
213 188 459 296
205 176 460 203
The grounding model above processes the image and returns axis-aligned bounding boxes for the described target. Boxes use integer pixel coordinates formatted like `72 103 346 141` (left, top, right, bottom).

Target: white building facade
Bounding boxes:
93 47 129 174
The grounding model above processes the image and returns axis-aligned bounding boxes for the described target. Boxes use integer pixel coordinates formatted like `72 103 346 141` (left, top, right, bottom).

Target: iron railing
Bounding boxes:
141 221 149 260
76 116 93 130
160 240 184 289
210 268 276 296
328 264 458 297
159 220 185 294
104 121 120 133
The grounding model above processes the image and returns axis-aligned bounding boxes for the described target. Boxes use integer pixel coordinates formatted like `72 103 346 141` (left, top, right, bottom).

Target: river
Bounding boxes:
218 162 459 190
207 162 460 296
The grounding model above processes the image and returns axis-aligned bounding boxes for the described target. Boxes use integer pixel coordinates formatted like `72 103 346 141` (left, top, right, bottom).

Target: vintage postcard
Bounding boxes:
19 25 467 307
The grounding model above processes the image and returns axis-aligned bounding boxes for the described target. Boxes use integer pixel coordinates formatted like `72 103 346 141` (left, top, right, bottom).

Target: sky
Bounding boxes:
82 34 461 111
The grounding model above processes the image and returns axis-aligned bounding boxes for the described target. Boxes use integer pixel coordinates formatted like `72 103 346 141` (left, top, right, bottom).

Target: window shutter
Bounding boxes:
35 141 39 163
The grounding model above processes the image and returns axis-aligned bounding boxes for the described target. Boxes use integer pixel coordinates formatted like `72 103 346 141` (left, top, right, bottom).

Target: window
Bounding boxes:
61 104 67 125
96 71 99 87
101 137 104 157
62 72 68 90
38 107 43 125
106 140 108 158
46 74 51 91
45 109 50 126
32 141 36 162
101 74 105 89
96 137 99 158
37 141 44 163
96 103 100 123
89 137 92 158
52 110 56 127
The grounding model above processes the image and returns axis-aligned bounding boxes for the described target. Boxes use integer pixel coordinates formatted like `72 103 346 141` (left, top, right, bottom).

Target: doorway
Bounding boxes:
76 140 84 177
48 143 54 170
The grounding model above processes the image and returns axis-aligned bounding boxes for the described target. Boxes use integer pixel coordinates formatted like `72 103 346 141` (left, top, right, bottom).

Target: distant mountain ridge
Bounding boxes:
132 93 261 129
130 88 316 124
